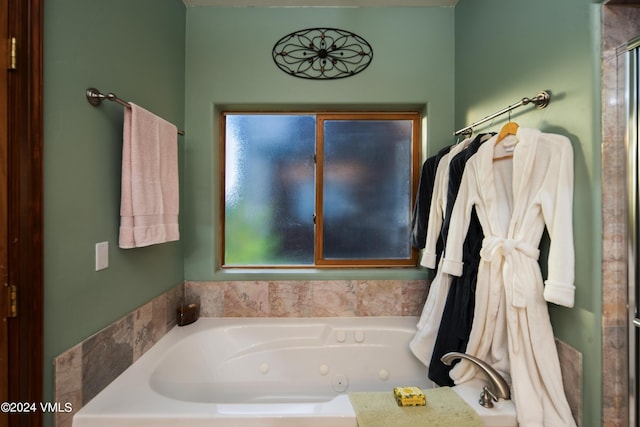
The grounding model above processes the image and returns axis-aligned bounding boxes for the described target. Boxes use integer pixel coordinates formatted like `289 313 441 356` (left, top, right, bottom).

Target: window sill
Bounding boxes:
211 266 431 282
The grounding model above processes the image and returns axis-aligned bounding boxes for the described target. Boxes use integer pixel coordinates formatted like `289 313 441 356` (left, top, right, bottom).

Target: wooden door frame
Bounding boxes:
1 0 10 422
5 0 44 426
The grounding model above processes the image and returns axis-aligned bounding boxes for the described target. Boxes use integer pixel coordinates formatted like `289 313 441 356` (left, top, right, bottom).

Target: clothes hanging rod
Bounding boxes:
85 87 185 136
454 90 551 136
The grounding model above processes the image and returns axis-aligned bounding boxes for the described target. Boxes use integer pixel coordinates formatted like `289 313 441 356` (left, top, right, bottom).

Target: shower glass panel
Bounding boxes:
627 35 640 427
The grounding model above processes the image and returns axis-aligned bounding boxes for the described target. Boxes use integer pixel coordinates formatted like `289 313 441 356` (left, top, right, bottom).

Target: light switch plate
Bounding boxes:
95 241 109 271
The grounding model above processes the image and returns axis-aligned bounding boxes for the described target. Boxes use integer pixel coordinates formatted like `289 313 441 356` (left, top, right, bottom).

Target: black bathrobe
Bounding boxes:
410 145 452 258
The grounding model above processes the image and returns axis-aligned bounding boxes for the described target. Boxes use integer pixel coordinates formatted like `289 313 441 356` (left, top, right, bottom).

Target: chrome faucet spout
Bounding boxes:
440 351 511 401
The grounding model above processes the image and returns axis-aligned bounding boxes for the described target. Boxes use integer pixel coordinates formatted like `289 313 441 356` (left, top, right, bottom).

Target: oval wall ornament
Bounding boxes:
272 28 373 80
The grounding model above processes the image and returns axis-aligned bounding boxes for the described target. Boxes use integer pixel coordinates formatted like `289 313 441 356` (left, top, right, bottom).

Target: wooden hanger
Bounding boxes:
493 121 519 160
496 121 519 143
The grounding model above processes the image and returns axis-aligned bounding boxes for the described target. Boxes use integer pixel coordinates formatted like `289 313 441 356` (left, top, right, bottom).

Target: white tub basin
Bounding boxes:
73 317 516 427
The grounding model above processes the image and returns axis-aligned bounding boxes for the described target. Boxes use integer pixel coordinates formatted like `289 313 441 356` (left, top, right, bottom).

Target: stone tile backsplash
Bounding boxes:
184 279 429 318
53 283 183 427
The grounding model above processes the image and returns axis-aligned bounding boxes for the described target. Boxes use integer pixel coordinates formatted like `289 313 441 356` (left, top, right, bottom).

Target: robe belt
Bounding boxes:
479 237 540 308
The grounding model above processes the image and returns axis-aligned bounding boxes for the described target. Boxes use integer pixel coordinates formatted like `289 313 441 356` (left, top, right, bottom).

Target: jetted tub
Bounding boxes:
73 317 516 427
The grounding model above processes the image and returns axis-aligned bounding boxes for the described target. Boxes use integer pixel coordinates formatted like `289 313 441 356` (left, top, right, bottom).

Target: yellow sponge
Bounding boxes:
393 386 426 407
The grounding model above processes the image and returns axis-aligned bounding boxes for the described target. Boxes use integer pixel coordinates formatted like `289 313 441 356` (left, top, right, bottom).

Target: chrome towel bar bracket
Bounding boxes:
86 87 130 108
85 87 185 136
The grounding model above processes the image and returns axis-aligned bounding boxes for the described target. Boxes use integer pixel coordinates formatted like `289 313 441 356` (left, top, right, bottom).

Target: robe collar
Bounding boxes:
477 127 541 239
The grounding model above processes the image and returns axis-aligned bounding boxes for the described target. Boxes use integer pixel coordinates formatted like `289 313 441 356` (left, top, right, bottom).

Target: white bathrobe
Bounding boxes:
442 128 576 427
410 139 470 367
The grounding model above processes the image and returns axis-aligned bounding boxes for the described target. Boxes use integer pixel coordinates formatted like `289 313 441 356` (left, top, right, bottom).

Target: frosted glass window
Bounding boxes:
222 112 419 268
224 114 316 265
321 119 413 260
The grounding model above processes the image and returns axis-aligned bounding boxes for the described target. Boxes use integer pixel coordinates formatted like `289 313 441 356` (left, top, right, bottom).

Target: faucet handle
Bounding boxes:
479 386 497 408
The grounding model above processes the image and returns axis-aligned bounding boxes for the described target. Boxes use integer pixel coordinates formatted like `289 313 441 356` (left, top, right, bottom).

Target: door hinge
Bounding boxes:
7 285 17 318
9 37 17 70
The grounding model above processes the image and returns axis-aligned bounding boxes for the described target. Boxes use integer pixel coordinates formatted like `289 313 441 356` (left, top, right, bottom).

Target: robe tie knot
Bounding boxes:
480 237 540 308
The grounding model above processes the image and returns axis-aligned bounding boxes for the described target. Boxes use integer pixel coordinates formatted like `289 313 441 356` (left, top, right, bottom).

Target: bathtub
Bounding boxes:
72 316 516 427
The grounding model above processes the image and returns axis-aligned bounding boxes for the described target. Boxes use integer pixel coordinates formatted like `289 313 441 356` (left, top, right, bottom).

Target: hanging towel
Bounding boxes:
119 103 179 248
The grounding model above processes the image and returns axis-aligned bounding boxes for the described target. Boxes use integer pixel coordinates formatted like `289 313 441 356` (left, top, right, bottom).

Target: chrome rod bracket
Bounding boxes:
454 90 551 136
86 87 106 106
523 90 550 109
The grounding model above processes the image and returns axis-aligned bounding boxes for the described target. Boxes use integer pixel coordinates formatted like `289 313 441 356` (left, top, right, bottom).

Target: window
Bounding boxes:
222 112 420 268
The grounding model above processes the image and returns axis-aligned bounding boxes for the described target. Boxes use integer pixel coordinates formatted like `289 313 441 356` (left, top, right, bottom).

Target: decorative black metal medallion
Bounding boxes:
272 28 373 80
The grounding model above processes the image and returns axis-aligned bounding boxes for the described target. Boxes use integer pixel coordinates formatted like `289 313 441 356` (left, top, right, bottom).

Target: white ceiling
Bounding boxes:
183 0 457 7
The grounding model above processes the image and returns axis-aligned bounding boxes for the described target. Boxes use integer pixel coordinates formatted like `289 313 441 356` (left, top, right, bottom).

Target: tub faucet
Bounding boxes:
440 352 511 408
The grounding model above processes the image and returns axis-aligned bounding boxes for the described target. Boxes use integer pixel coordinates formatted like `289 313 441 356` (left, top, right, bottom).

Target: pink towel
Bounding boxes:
119 103 179 248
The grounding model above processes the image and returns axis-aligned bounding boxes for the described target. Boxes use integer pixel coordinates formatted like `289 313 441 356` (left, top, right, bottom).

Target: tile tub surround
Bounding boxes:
557 338 583 427
184 279 430 318
52 279 427 427
53 278 583 427
53 284 183 427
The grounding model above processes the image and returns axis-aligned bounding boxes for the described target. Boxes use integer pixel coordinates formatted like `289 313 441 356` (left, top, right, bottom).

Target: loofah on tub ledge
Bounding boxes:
348 387 484 427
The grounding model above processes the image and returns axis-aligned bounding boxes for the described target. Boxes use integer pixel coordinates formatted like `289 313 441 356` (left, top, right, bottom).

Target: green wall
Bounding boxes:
454 0 602 424
183 6 456 280
42 0 186 419
41 2 604 426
